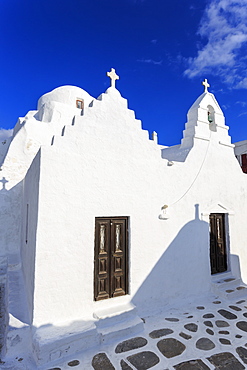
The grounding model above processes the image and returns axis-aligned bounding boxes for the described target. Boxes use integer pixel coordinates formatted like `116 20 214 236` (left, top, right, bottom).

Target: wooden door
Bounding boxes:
210 213 227 274
94 217 128 301
241 154 247 173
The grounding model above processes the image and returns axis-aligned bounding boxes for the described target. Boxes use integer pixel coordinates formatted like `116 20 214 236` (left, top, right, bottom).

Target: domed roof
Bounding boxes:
37 85 94 110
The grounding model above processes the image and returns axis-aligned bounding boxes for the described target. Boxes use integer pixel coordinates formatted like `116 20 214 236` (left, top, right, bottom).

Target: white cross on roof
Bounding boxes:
202 78 210 93
107 68 119 88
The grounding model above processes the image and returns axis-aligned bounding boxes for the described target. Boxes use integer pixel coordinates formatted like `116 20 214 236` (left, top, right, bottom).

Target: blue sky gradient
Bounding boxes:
1 0 247 145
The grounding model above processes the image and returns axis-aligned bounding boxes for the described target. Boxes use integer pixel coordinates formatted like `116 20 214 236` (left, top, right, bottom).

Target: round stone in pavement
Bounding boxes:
236 346 247 364
127 351 160 369
236 321 247 332
243 312 247 318
149 328 173 339
196 306 205 310
115 337 147 353
157 338 186 358
213 301 221 304
219 331 229 335
203 313 214 318
207 352 245 369
196 338 215 350
92 353 115 370
219 338 231 345
203 321 213 327
68 360 80 367
165 317 179 322
218 309 237 320
47 368 61 370
174 359 210 369
206 329 214 335
120 359 133 369
184 323 198 332
229 305 242 311
215 320 229 327
179 332 192 340
224 278 235 282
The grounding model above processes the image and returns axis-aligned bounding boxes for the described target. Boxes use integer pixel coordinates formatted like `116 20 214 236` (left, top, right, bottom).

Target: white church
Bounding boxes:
0 69 247 367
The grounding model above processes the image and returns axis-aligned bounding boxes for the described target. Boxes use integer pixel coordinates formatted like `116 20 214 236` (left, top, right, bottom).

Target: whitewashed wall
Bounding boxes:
27 87 247 329
22 152 41 323
0 86 94 265
2 82 247 366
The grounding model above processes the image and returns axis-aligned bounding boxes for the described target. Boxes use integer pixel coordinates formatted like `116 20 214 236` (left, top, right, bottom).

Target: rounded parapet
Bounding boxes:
37 85 94 110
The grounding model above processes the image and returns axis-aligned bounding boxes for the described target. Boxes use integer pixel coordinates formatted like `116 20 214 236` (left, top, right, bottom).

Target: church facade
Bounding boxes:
1 71 247 367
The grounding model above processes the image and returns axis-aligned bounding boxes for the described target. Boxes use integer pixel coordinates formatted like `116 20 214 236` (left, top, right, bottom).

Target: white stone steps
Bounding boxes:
211 273 247 300
213 276 240 287
98 315 144 344
33 320 99 366
220 284 247 299
94 303 144 344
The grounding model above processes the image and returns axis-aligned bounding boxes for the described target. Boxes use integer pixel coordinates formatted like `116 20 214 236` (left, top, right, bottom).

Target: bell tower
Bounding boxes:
181 79 232 149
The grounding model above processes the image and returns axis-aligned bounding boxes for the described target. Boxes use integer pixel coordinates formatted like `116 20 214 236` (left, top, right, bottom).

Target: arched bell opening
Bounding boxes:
207 105 216 132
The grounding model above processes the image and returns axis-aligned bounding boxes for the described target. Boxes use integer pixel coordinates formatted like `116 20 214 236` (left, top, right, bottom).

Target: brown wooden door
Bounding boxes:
210 213 227 274
94 217 128 301
241 154 247 173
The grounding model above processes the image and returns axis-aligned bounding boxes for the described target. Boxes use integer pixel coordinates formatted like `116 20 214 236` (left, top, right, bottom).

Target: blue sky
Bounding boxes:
1 0 247 145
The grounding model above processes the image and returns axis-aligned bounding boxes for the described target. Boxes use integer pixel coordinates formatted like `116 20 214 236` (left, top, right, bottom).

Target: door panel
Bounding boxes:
94 217 128 300
111 218 127 297
94 219 111 300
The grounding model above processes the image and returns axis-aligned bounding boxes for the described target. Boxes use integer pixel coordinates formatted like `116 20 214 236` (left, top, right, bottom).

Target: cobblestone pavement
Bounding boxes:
3 295 247 369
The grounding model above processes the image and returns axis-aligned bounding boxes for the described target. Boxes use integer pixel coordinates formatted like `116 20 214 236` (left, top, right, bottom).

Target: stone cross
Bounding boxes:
0 177 8 190
107 68 119 88
202 78 210 93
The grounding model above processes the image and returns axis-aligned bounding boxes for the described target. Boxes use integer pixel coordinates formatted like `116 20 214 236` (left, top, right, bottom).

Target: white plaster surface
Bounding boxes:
1 78 247 367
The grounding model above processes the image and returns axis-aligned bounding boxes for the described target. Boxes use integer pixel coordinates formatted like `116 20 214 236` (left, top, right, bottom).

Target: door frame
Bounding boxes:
201 203 233 276
209 213 228 274
94 216 129 301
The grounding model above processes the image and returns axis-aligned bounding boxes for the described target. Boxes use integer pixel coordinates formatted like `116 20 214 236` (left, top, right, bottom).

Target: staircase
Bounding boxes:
212 272 247 300
94 302 144 344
